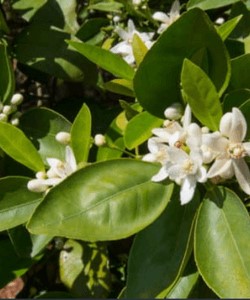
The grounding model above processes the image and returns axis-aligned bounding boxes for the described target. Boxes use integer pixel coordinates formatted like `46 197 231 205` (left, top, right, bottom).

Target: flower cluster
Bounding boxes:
27 132 77 193
110 1 180 66
143 104 250 205
0 93 23 126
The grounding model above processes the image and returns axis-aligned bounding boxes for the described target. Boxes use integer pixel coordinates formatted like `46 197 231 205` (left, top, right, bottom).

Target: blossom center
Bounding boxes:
182 159 194 174
227 143 246 159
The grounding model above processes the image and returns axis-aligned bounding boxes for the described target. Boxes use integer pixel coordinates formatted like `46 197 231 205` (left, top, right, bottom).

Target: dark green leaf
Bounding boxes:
230 54 250 90
195 186 250 298
27 159 174 241
187 0 239 10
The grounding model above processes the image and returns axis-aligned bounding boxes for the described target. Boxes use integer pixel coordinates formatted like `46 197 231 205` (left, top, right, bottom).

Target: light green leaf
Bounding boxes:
126 190 199 298
19 108 71 164
217 15 243 41
104 79 134 97
27 159 174 241
181 59 222 131
88 2 123 12
67 40 135 81
0 43 14 103
0 122 44 171
0 177 42 231
132 34 148 66
31 234 53 257
195 186 250 298
124 111 163 150
134 8 230 118
187 0 239 10
71 103 91 163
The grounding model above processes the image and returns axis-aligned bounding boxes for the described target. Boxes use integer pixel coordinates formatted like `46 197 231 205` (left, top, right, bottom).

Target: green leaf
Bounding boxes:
0 177 42 231
76 18 109 42
0 43 15 103
195 186 250 298
88 2 123 12
132 34 148 66
134 8 230 117
217 15 243 41
8 226 32 258
125 190 199 298
0 9 10 33
230 54 250 90
0 122 44 171
19 108 71 164
181 59 222 131
67 40 135 81
71 104 91 163
31 234 53 257
223 89 250 112
27 159 174 241
0 238 33 288
103 79 134 97
124 111 163 150
59 240 110 297
14 25 97 82
187 0 239 10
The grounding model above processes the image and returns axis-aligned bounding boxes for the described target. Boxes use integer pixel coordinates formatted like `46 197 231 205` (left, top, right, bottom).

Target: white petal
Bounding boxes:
168 147 188 164
65 146 77 173
207 159 233 179
151 166 169 182
127 19 136 34
231 108 247 142
168 164 185 180
196 166 207 183
180 176 196 205
27 179 49 193
220 112 232 138
202 132 228 154
152 128 169 142
233 159 250 195
182 104 191 129
243 142 250 156
187 123 202 149
142 153 157 162
170 0 180 17
152 11 169 23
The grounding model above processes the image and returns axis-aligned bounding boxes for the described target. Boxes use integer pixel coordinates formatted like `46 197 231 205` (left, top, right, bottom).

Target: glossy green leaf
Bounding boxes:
134 8 230 117
59 240 110 297
76 18 109 42
223 89 250 112
0 238 33 288
195 186 250 298
125 190 199 298
0 9 10 33
132 34 148 66
27 159 174 241
124 111 163 150
104 79 135 97
187 0 239 10
8 226 32 258
217 15 242 41
0 122 44 171
68 40 135 81
181 59 222 131
19 108 71 163
31 234 53 257
14 25 97 82
71 104 91 163
0 177 42 231
0 43 14 103
230 54 250 90
119 100 139 120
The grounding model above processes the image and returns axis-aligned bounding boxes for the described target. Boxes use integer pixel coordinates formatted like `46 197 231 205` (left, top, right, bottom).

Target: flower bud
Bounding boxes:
0 113 7 122
164 103 183 120
27 179 48 193
36 171 47 179
10 117 19 126
55 132 71 145
3 105 13 115
94 134 106 146
133 0 142 6
10 93 24 106
113 15 121 23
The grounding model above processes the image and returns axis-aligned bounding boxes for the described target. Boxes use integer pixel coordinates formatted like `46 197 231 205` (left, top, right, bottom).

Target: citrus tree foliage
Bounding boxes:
0 0 250 298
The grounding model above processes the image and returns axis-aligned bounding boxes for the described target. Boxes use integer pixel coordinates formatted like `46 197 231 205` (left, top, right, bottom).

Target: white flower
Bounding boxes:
153 0 180 34
143 137 169 164
110 19 154 65
132 0 142 6
206 108 250 195
27 146 77 193
152 147 207 205
164 102 183 120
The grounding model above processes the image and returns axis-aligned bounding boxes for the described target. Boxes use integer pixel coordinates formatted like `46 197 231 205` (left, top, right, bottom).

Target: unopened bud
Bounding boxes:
27 179 48 193
10 117 19 126
3 105 13 115
55 132 71 145
0 113 7 122
10 93 24 106
164 103 183 120
94 134 106 146
36 171 47 179
133 0 142 6
201 126 210 134
113 15 121 23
